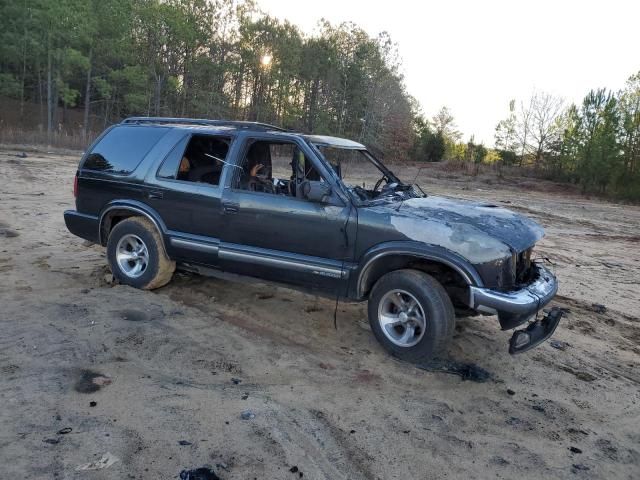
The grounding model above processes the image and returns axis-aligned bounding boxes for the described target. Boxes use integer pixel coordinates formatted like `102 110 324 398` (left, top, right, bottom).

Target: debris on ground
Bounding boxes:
571 463 590 473
179 467 221 480
240 410 255 420
42 438 60 444
178 440 192 446
591 303 607 314
89 401 97 407
56 427 72 435
550 340 570 351
558 365 598 382
289 465 304 476
74 370 112 393
569 446 583 454
75 452 120 471
231 377 242 384
507 388 516 395
416 359 491 382
0 226 19 238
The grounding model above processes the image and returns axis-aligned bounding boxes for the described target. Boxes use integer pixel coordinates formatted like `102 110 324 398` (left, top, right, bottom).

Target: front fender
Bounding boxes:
354 241 484 299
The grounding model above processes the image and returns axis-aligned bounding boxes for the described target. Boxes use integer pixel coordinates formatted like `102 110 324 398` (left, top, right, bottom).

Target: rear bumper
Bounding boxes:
64 210 100 244
470 263 558 330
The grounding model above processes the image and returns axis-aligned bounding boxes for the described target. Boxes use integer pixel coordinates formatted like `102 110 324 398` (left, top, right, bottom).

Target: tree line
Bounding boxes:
1 0 638 199
493 75 640 200
0 0 416 161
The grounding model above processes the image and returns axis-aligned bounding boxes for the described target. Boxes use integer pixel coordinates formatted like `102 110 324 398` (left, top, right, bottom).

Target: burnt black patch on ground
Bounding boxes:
0 222 19 238
416 359 492 382
74 369 112 393
179 467 220 480
119 309 149 322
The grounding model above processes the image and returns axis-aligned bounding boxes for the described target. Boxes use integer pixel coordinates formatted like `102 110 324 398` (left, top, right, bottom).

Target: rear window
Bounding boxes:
83 126 169 174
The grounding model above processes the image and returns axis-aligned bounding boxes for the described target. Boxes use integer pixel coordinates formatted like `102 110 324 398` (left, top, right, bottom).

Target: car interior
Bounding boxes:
176 135 230 185
236 140 323 197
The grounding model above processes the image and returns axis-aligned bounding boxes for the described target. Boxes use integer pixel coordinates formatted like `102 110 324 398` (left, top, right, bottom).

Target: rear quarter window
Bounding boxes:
83 126 169 174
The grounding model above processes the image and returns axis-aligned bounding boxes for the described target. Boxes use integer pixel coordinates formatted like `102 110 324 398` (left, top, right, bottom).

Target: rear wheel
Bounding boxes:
368 269 455 362
106 217 175 290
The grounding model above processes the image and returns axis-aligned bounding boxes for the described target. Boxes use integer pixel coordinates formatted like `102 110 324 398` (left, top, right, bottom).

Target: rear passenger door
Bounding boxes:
144 133 234 266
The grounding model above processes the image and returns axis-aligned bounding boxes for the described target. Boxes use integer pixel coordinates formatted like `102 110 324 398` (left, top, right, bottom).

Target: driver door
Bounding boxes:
219 135 355 293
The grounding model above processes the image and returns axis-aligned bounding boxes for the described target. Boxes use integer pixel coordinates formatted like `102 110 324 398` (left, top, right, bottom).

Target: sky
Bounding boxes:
259 0 640 144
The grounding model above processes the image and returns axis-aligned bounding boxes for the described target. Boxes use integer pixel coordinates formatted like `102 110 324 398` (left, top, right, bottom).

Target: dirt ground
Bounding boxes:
1 145 639 479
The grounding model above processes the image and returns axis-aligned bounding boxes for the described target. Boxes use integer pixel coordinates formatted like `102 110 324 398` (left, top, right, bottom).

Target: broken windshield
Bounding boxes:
311 144 419 203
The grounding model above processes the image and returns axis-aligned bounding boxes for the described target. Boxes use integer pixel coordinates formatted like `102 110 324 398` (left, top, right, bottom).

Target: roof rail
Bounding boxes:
121 116 287 132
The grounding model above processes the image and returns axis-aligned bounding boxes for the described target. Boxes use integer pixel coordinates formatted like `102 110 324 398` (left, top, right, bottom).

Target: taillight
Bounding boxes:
73 174 78 198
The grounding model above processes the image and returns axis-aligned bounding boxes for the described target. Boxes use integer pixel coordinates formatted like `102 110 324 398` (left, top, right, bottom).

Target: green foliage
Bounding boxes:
472 142 486 164
412 118 445 162
493 75 640 200
0 73 21 98
496 149 517 166
3 0 638 201
0 0 416 160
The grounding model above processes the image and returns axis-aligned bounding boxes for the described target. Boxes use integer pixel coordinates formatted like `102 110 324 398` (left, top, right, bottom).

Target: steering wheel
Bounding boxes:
373 175 388 192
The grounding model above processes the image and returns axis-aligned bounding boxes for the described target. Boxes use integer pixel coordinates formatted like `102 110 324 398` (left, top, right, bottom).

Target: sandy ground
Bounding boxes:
1 145 639 479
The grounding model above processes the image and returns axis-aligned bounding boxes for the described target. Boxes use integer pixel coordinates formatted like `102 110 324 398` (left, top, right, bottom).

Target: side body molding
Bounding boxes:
354 241 484 299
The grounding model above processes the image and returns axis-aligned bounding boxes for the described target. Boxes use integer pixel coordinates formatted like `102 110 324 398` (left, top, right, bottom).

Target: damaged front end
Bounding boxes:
469 261 561 354
508 307 563 354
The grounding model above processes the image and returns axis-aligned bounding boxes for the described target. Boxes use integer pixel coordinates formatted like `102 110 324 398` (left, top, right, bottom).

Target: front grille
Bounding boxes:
515 248 533 283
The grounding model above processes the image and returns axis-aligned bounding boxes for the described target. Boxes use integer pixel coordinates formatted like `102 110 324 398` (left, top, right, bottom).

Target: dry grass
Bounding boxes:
0 125 98 151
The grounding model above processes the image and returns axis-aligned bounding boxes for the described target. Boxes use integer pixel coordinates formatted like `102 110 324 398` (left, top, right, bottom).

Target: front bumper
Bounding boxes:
469 263 558 330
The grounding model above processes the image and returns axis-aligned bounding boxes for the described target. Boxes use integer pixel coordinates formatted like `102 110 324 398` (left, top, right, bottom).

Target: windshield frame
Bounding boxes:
304 138 425 205
307 142 401 188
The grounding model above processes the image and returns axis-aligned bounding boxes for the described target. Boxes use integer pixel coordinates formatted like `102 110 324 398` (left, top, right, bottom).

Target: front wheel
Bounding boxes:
106 217 175 290
368 269 455 362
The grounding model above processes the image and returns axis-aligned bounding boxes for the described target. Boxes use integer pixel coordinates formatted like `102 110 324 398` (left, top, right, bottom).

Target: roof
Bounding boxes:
121 116 287 132
304 135 365 149
120 117 366 149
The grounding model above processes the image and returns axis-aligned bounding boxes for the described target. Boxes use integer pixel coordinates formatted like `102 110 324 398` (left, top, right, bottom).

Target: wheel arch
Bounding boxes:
355 242 483 308
98 201 168 253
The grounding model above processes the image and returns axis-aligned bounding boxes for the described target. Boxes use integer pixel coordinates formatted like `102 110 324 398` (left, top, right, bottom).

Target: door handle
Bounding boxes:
147 190 164 200
222 201 239 214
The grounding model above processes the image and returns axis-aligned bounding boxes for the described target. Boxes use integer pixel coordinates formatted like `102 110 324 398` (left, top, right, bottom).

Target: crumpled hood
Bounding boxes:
369 196 544 264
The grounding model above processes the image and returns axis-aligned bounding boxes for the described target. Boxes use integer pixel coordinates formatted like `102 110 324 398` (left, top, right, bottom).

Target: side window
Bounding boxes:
157 135 190 179
235 140 323 197
157 134 230 186
83 126 169 174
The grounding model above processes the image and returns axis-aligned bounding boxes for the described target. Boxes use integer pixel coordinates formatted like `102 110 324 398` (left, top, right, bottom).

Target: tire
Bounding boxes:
368 269 455 363
106 217 175 290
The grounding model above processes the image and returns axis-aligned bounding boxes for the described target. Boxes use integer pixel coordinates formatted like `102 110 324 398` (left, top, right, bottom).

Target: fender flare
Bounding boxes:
98 200 169 253
355 241 484 299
